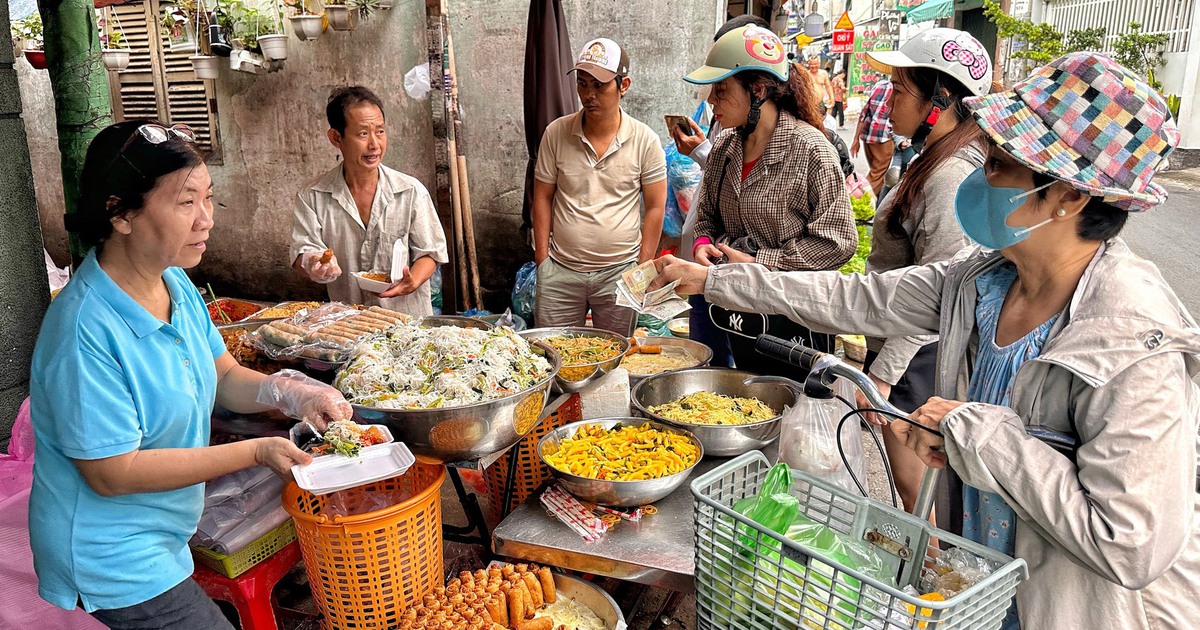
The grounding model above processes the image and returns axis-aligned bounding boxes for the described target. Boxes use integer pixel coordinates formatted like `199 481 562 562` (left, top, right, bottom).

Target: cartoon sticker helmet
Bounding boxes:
866 28 993 97
684 26 789 85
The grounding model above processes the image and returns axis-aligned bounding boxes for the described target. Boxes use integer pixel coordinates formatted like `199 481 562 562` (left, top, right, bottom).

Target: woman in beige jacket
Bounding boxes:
655 53 1199 629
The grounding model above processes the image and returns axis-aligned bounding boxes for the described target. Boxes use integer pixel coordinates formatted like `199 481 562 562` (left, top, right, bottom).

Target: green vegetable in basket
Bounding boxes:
850 193 876 222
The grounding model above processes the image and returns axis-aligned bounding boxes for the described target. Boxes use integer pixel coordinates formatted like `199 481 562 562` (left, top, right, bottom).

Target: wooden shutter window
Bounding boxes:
106 0 222 160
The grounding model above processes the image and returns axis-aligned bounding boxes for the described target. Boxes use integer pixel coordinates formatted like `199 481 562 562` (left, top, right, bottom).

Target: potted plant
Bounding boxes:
350 0 380 20
285 0 323 41
161 0 200 52
229 2 287 61
99 23 131 71
324 0 355 31
13 14 45 69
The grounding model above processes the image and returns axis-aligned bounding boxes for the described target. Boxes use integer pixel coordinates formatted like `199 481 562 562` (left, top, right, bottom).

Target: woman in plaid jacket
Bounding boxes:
683 25 856 374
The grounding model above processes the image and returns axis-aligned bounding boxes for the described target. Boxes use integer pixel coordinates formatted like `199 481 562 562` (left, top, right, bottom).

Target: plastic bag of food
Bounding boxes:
512 262 537 323
920 546 1000 598
319 485 416 518
782 511 892 629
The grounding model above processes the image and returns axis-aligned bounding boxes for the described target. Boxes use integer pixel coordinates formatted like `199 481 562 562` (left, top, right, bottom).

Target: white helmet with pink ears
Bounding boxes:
866 28 993 97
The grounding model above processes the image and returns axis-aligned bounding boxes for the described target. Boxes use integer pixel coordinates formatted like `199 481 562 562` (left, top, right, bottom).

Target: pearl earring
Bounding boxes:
1056 208 1067 216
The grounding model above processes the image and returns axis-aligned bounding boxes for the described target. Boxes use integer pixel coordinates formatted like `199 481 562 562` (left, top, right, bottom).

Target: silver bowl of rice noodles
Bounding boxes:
631 368 800 457
336 316 561 463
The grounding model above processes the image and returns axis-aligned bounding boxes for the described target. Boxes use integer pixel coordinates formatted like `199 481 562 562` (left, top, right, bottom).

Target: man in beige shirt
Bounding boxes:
291 86 448 317
531 37 667 334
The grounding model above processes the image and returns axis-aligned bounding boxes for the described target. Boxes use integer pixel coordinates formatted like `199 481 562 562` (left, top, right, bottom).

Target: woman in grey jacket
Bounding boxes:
857 28 994 514
653 52 1199 629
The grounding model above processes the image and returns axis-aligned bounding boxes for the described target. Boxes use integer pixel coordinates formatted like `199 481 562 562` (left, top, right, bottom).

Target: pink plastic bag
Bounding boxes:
847 172 875 202
0 398 105 629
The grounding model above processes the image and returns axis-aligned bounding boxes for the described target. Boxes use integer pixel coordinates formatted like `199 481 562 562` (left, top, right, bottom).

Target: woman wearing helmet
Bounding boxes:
652 52 1199 629
686 25 856 374
854 29 996 516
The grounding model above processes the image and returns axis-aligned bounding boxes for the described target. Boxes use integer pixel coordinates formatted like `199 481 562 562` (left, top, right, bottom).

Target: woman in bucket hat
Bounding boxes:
653 52 1200 629
685 25 856 375
855 28 998 517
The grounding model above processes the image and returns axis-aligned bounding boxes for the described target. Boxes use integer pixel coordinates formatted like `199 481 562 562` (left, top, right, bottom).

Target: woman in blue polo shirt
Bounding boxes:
29 121 354 630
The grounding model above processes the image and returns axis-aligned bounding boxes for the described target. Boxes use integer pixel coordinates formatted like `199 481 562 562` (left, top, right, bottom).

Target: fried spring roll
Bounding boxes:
521 572 544 609
488 567 503 582
537 567 556 604
474 569 489 584
503 585 524 626
485 592 508 627
516 619 553 630
501 564 515 578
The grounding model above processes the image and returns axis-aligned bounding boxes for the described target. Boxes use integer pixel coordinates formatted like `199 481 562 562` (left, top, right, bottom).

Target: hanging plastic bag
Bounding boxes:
778 378 866 495
404 62 432 100
512 262 537 323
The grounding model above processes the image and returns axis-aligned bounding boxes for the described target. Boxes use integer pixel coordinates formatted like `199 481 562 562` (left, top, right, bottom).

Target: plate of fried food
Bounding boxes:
353 271 393 293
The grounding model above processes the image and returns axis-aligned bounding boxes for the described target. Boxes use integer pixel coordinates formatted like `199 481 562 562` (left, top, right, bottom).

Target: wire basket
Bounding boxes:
691 452 1028 630
283 464 445 630
191 519 297 578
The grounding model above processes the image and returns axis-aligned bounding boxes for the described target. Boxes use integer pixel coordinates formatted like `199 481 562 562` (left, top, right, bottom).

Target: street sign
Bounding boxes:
831 28 855 53
879 9 904 42
835 11 854 31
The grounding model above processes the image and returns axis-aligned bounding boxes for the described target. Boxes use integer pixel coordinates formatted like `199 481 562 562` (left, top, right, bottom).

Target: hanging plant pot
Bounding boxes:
167 21 198 53
102 48 131 71
289 14 324 41
325 5 356 31
257 34 288 61
190 54 220 79
24 49 47 70
230 49 264 74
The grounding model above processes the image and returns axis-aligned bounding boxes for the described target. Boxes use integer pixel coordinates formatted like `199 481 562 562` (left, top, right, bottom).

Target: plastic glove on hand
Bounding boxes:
300 250 342 284
257 369 353 431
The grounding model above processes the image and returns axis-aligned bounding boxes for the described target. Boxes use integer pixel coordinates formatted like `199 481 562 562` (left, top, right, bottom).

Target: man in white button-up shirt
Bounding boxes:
290 86 448 317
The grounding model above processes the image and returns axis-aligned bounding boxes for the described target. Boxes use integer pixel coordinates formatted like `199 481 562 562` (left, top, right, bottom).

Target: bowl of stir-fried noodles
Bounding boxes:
631 368 800 456
520 327 631 393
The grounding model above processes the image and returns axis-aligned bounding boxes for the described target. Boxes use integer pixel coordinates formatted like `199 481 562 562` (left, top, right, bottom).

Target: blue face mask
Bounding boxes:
954 167 1055 250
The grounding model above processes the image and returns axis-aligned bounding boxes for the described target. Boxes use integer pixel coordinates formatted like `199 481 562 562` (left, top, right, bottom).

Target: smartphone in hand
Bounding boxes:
664 115 693 137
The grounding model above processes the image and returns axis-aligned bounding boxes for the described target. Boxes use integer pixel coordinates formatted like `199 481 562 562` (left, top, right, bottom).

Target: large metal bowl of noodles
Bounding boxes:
344 316 562 464
520 327 631 393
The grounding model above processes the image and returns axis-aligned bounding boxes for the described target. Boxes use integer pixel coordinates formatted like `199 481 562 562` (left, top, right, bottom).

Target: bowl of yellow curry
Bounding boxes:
537 418 703 507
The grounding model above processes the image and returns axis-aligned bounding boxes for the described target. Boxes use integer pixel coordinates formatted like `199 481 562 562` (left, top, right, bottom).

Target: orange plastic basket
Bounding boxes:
283 464 445 630
484 394 582 522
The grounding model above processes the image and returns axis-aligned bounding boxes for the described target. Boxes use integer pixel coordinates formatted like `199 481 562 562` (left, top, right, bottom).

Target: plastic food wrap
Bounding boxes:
319 485 416 518
920 546 1001 598
250 302 410 363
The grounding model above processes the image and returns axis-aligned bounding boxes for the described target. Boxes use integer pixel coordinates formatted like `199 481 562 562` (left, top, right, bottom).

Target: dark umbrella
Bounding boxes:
520 0 578 244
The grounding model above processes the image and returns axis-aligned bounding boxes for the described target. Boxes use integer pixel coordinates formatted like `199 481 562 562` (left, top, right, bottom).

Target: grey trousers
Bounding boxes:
89 578 234 630
534 257 637 336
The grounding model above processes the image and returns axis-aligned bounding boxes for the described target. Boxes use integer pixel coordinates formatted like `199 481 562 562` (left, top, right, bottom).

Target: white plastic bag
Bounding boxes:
778 377 867 495
404 62 431 100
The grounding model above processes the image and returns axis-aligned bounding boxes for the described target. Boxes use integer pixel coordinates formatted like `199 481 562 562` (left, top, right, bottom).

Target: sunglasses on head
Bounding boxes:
111 123 198 178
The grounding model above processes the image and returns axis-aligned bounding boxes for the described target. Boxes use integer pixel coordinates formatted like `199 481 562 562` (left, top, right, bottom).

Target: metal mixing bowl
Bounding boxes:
620 336 713 386
631 368 801 457
538 418 703 507
346 322 560 464
520 327 631 393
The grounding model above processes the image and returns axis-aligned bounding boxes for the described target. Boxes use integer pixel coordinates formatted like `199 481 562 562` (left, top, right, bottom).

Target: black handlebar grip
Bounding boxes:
754 335 824 371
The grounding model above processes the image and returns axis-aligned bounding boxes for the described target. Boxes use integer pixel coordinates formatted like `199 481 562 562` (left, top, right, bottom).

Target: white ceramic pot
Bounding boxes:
189 54 220 79
257 33 288 60
325 5 355 31
289 14 324 41
102 48 130 71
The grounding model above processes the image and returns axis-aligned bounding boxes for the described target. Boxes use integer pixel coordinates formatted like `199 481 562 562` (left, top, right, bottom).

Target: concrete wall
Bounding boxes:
22 0 719 308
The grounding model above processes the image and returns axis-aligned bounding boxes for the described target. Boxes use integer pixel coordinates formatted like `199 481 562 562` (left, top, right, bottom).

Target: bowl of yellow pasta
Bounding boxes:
537 418 704 506
521 327 632 393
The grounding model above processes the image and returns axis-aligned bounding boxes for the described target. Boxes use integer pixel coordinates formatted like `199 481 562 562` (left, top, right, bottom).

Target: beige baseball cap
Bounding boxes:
570 38 630 83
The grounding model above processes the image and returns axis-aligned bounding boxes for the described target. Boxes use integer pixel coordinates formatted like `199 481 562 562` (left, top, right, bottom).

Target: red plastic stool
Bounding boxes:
192 541 303 630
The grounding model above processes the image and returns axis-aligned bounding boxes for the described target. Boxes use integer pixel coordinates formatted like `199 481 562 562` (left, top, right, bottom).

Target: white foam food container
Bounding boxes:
353 271 392 293
291 427 415 495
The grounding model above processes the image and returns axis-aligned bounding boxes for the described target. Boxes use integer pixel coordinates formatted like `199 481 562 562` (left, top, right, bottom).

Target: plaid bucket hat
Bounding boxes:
963 52 1179 212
